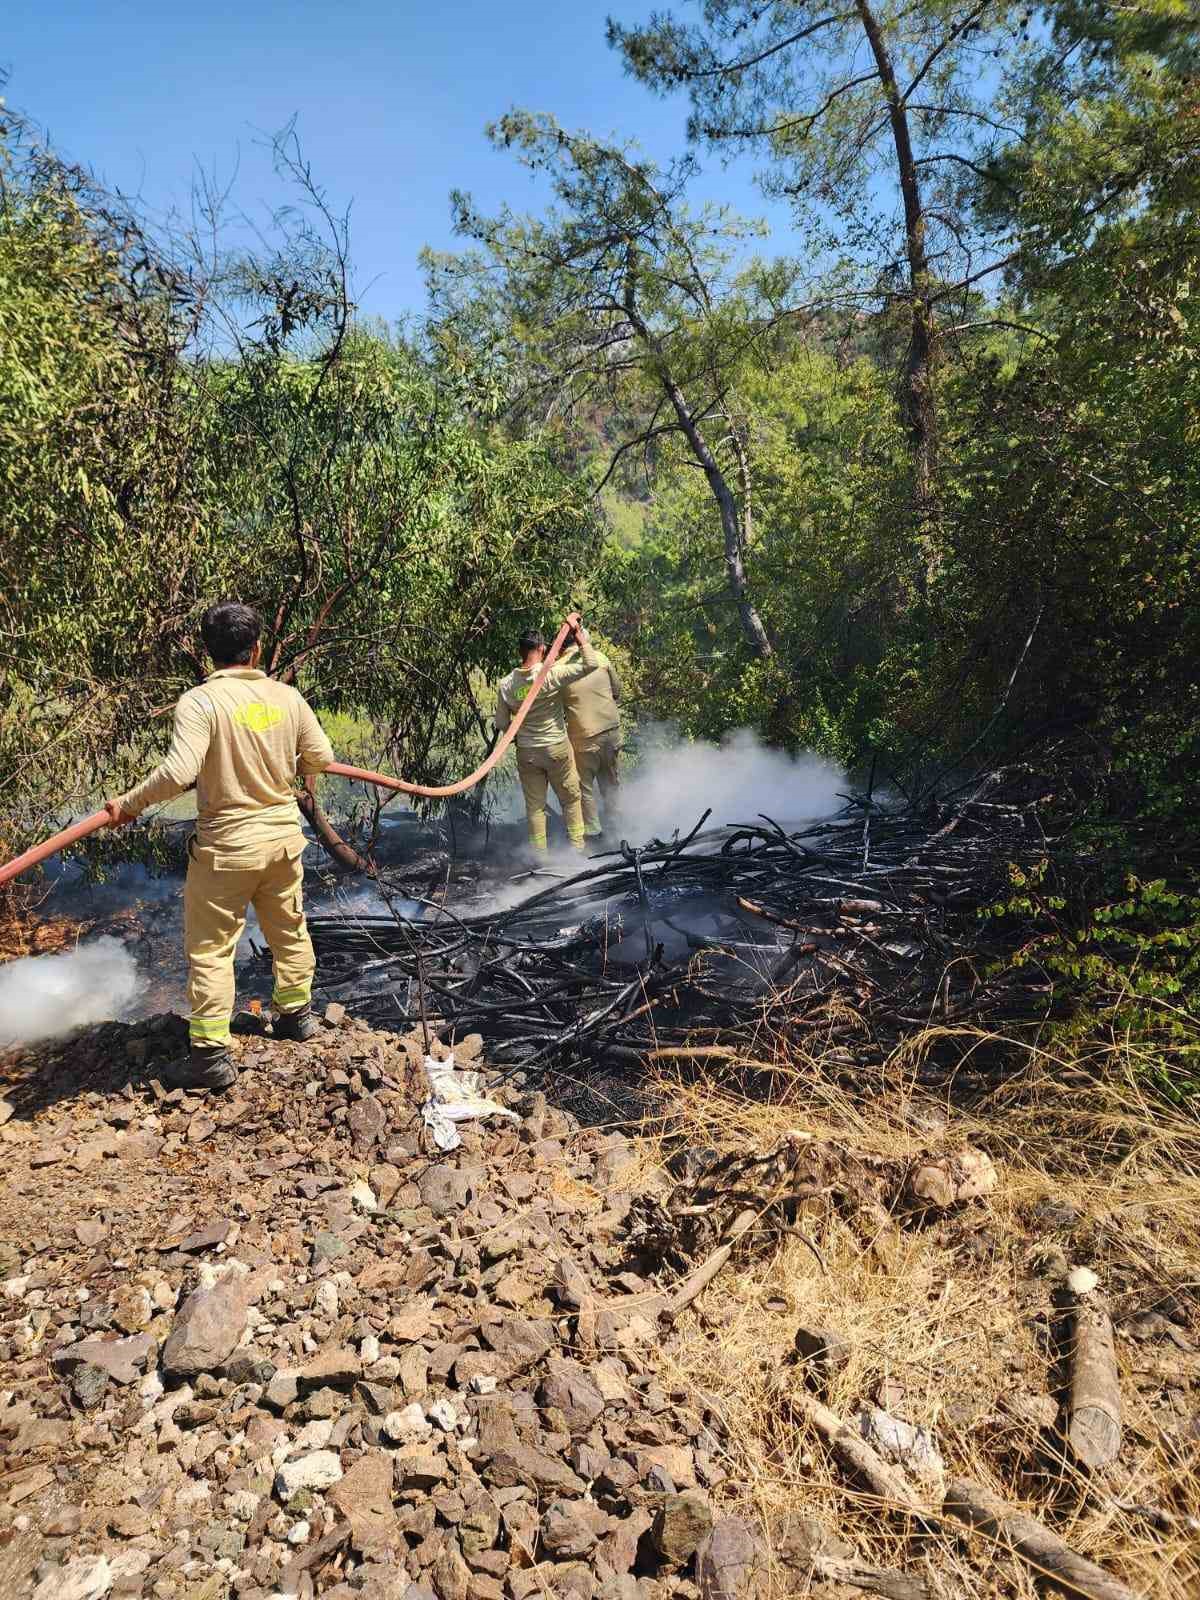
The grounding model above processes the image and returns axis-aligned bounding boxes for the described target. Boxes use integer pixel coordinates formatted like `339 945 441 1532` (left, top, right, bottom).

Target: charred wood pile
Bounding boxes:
308 781 1050 1096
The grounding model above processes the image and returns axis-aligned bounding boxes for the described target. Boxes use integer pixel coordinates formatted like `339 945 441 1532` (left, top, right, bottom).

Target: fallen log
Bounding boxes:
943 1478 1139 1600
809 1552 928 1600
790 1390 928 1521
1065 1278 1122 1471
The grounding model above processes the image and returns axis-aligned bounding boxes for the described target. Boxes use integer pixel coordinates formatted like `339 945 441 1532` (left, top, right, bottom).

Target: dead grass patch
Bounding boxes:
634 1032 1200 1599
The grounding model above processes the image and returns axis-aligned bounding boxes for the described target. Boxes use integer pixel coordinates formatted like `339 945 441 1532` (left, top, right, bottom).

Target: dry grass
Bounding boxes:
632 1031 1200 1599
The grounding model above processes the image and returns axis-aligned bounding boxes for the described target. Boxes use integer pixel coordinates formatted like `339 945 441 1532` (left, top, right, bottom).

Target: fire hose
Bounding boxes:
0 617 580 890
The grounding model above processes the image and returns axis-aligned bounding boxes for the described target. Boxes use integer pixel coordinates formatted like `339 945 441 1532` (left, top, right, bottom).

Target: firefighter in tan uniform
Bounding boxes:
560 643 622 839
494 617 599 853
105 602 333 1091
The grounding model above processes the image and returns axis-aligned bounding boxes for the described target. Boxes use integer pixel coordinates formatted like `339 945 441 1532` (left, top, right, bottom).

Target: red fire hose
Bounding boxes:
0 618 578 891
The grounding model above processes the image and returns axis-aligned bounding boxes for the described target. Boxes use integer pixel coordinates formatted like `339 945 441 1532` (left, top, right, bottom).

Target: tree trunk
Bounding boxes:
622 281 773 660
856 0 939 584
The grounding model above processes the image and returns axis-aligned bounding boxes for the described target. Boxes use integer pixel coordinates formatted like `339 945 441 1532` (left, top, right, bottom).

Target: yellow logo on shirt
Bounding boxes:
233 702 284 734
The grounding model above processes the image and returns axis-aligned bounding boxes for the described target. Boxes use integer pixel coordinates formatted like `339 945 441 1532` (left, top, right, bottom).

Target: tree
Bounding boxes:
423 111 789 663
0 114 599 864
608 0 1042 573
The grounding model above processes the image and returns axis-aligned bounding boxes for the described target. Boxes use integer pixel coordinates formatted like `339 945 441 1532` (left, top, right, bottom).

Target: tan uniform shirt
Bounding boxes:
495 637 599 751
560 647 622 742
115 668 333 855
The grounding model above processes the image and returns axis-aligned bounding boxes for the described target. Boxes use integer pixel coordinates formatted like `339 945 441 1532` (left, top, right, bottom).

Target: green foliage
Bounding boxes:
0 120 598 863
985 860 1200 1098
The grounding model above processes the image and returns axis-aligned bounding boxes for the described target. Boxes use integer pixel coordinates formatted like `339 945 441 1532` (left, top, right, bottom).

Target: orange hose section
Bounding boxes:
0 619 576 889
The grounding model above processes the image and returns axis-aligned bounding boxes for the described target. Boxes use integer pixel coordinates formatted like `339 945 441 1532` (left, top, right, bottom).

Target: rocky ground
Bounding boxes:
0 1013 748 1600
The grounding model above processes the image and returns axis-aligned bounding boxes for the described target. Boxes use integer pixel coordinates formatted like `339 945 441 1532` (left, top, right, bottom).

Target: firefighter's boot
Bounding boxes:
274 1005 319 1043
164 1043 238 1093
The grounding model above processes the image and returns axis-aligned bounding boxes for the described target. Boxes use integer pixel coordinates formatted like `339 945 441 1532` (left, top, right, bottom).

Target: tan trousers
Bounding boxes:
571 729 622 836
516 741 585 851
183 837 314 1048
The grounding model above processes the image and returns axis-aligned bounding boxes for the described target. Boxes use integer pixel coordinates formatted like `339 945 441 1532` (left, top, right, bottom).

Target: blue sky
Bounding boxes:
4 0 800 323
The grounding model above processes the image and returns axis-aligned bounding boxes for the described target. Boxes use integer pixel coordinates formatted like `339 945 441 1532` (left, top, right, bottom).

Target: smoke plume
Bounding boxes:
0 937 144 1048
618 725 843 841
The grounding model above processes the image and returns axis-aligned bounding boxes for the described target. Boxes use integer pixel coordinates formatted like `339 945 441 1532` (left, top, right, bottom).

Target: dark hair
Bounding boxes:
201 602 262 667
518 629 546 659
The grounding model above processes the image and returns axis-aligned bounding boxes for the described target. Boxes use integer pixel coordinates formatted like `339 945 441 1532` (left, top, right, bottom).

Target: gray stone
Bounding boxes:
484 1445 584 1497
538 1360 606 1435
312 1231 349 1266
419 1165 471 1217
540 1500 600 1558
70 1363 111 1410
696 1518 761 1600
53 1333 155 1386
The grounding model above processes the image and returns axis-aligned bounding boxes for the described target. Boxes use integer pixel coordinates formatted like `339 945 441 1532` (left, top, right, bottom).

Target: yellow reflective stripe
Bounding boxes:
272 982 311 1009
189 1016 231 1042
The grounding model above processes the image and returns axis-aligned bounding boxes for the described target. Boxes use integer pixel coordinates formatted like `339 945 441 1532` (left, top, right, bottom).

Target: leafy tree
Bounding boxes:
424 112 797 663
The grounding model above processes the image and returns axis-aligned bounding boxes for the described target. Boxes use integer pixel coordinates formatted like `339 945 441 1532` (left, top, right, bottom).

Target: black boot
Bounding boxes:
164 1044 237 1093
274 1005 319 1043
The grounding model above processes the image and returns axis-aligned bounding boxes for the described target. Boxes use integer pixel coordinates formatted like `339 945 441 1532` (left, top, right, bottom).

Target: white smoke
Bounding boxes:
617 724 843 842
0 936 144 1048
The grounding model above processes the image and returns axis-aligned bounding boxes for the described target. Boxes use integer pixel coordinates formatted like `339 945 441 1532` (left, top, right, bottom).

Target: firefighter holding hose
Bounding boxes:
104 602 333 1092
495 613 599 853
559 640 623 839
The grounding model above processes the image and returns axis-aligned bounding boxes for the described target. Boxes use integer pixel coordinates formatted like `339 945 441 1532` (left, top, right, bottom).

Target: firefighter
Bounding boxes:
495 613 599 854
104 602 333 1092
560 640 623 839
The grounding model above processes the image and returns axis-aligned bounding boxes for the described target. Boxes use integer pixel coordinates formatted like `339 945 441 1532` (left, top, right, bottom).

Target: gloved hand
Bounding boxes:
103 799 135 827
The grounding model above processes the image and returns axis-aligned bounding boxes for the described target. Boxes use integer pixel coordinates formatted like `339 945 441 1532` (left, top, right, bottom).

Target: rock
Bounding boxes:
480 1317 554 1377
792 1326 851 1389
111 1285 152 1334
265 1369 302 1411
652 1494 713 1565
275 1450 344 1500
419 1165 472 1217
314 1280 340 1319
328 1451 402 1552
1066 1265 1100 1296
541 1500 600 1558
696 1518 761 1600
161 1276 248 1377
312 1231 349 1266
384 1404 434 1444
325 1002 348 1026
396 1450 449 1491
177 1219 234 1253
349 1178 379 1212
33 1555 113 1600
225 1347 276 1386
301 1346 362 1388
485 1446 584 1497
70 1363 111 1410
109 1503 153 1538
906 1146 997 1209
538 1360 606 1435
75 1218 109 1248
53 1333 154 1386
